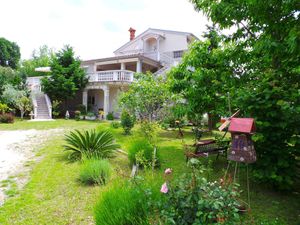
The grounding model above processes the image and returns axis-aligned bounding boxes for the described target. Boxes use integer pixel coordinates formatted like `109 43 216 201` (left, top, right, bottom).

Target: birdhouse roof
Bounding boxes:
229 118 255 133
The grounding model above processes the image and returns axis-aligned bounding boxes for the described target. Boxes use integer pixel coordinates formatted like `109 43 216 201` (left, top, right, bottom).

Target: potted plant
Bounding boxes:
86 112 96 120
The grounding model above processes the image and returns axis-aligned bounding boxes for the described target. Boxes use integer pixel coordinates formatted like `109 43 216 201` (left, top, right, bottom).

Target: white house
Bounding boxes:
27 28 198 119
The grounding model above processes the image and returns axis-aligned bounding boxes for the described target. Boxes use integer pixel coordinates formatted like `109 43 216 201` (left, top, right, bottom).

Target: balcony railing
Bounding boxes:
88 70 134 83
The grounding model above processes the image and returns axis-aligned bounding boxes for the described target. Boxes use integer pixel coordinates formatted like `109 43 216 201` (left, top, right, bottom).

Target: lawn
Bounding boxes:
0 119 299 224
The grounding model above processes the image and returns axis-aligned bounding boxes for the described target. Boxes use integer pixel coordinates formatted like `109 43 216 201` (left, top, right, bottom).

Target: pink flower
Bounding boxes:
160 182 168 194
164 168 172 175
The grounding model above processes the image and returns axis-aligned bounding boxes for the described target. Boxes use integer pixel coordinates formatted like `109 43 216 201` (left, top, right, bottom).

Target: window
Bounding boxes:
88 96 95 105
173 50 184 58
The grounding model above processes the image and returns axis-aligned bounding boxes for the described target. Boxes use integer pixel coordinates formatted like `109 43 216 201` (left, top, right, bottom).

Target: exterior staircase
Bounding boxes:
32 93 52 120
154 64 171 77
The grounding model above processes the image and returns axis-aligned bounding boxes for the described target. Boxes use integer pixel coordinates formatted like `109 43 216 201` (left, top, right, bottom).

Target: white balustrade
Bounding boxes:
88 70 134 83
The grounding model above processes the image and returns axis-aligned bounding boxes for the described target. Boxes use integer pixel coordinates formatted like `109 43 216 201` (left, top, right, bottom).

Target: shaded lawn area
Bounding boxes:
0 120 299 224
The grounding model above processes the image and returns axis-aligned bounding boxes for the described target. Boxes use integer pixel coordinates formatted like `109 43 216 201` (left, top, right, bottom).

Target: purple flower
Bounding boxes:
160 182 168 193
164 168 172 175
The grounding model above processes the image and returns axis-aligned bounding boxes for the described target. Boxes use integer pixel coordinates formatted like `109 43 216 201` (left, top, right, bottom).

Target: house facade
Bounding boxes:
27 28 198 119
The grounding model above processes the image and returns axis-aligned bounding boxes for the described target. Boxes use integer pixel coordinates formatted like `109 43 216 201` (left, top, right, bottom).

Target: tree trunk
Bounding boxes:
208 113 213 131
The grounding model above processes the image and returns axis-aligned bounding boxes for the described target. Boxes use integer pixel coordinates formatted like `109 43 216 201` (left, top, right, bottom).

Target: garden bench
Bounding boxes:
185 139 229 162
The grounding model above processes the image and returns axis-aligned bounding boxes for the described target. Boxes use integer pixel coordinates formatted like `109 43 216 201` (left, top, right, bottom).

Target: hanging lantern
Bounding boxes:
228 118 257 163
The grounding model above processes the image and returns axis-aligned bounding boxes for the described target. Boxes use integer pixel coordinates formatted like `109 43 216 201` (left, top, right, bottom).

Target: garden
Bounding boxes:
0 0 299 224
0 119 299 224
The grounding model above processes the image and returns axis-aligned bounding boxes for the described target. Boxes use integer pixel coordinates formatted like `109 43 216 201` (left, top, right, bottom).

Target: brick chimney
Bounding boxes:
128 27 136 41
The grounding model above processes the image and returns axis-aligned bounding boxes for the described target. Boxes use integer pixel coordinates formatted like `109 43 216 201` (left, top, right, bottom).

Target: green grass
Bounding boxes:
0 118 102 130
0 120 299 224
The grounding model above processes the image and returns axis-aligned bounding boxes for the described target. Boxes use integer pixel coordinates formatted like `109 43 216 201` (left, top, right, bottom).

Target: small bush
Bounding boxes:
64 129 120 160
79 159 112 185
94 182 151 225
110 121 120 129
159 159 240 224
121 110 135 135
0 103 10 114
0 113 14 123
106 112 114 120
76 104 87 115
74 110 81 121
128 139 159 168
52 100 61 118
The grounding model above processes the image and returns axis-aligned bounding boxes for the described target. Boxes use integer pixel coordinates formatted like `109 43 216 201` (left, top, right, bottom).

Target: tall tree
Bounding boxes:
189 0 300 189
0 37 20 69
41 45 88 102
20 45 54 77
169 26 234 130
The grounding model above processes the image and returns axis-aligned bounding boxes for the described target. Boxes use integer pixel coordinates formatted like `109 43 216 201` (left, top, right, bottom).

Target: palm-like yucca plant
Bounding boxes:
64 129 120 160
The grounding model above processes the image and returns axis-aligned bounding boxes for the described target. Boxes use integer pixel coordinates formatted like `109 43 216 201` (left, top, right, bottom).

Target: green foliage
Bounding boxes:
110 121 120 129
15 96 32 119
64 129 120 160
94 181 151 225
128 139 159 168
74 110 81 121
76 104 87 115
41 45 88 102
169 26 231 130
0 66 25 97
139 120 159 146
178 0 300 189
19 45 54 77
1 84 27 108
52 100 61 118
0 113 14 123
79 159 112 185
120 72 171 121
160 159 240 224
121 110 135 135
0 103 10 114
0 37 20 69
106 112 114 120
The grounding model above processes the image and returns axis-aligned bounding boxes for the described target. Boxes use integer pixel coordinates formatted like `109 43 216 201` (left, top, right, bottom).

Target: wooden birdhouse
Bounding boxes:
228 118 257 163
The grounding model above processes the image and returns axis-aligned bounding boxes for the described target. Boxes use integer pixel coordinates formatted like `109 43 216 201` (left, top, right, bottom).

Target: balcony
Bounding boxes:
88 70 134 83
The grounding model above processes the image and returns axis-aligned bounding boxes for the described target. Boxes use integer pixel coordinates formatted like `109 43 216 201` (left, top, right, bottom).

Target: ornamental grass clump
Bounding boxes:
64 129 120 160
79 159 112 185
94 182 151 225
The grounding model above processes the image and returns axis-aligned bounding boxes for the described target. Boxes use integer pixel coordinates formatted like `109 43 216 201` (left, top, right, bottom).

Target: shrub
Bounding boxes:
94 182 151 225
76 104 87 115
106 112 114 120
52 100 61 118
0 103 10 114
74 110 81 121
63 129 120 160
128 139 159 168
159 159 240 224
110 121 120 129
0 113 14 123
121 110 135 135
79 159 112 185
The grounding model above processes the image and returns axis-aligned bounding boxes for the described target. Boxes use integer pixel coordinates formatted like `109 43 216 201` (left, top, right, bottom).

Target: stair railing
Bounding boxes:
45 94 52 119
31 94 38 119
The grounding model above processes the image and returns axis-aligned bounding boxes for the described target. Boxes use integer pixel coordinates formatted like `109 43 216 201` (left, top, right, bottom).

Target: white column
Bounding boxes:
121 62 126 70
82 90 88 110
156 38 160 61
136 59 142 73
103 87 110 118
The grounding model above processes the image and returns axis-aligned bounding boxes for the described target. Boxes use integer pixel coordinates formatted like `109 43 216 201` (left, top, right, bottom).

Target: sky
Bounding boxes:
0 0 209 60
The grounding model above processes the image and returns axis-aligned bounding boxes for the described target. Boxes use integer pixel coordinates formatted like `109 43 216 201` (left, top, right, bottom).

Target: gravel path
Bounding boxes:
0 129 62 205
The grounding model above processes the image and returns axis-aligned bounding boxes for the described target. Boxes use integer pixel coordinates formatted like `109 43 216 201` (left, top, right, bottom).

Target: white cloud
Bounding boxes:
0 0 209 60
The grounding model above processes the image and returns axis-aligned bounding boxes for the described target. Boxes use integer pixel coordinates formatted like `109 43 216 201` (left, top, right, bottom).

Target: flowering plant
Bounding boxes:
159 159 240 224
